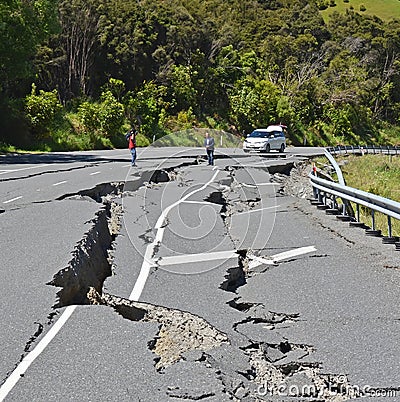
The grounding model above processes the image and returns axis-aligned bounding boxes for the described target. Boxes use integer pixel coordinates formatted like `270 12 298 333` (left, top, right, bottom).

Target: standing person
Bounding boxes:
204 132 215 166
126 127 137 166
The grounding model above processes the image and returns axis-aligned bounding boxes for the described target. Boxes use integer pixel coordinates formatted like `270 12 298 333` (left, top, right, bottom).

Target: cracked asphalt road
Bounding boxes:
1 146 399 401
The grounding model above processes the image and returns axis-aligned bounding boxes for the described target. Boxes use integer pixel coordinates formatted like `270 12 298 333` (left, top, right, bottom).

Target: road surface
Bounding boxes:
0 145 399 401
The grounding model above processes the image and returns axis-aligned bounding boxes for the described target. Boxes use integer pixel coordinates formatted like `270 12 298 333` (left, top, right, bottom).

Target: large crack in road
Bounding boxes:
9 158 397 401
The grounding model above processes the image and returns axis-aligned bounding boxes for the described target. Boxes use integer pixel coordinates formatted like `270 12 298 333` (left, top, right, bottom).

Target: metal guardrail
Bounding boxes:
309 147 400 248
327 144 400 156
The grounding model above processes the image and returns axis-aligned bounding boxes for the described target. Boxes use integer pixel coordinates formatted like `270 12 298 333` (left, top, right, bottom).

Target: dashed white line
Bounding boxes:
90 171 101 176
0 164 51 175
3 196 23 204
52 181 67 186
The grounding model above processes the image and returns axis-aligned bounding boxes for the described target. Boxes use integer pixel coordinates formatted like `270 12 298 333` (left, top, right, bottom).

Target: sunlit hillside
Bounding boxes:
320 0 400 22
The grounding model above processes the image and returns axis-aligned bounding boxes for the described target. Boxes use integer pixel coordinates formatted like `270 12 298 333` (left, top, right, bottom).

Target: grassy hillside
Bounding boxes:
320 0 400 22
333 154 400 236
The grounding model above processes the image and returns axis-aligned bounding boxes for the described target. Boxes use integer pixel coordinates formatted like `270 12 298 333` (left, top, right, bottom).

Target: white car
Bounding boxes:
243 125 286 153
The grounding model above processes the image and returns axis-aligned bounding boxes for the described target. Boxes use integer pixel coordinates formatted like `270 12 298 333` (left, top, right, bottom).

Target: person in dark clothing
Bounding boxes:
204 132 215 166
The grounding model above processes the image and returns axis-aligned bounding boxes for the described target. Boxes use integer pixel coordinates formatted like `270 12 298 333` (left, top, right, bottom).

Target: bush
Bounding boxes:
25 84 62 137
77 90 124 139
317 1 329 10
360 4 366 11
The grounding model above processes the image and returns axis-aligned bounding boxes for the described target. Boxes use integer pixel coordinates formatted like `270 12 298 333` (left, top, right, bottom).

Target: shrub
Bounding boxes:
317 0 329 10
25 84 62 137
360 4 366 11
77 90 124 139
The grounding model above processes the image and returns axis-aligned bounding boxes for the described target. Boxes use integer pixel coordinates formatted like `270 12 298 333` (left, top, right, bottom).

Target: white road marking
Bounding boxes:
272 246 317 262
0 164 51 175
248 246 317 270
235 205 281 215
129 170 220 301
0 154 146 398
241 183 280 188
182 200 218 206
52 181 67 186
90 171 101 176
3 196 23 204
157 250 238 266
0 305 77 401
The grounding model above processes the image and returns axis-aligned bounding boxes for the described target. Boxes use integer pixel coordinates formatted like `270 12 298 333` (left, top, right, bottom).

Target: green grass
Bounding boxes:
320 0 400 22
334 154 400 236
153 128 243 148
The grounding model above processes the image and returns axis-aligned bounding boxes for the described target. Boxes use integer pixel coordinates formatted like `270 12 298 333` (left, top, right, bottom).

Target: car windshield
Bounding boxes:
248 131 270 138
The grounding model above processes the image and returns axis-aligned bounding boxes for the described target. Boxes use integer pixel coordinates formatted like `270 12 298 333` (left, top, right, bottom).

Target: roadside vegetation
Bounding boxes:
324 154 400 236
1 0 400 152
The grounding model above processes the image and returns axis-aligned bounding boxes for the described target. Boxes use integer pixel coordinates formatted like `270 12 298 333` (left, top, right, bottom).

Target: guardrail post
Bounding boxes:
356 204 360 222
318 190 323 204
388 216 392 238
371 210 376 230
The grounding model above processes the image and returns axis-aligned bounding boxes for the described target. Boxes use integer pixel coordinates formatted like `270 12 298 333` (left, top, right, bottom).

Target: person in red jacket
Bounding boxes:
126 128 137 166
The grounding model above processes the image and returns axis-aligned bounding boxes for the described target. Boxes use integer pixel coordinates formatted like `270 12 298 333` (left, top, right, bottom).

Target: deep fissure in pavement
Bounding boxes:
88 291 229 372
48 167 181 307
48 191 122 307
40 161 386 401
46 164 231 376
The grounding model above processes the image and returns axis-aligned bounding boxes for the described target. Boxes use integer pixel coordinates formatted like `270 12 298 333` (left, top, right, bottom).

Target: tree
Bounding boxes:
228 77 281 132
58 0 101 98
0 0 57 90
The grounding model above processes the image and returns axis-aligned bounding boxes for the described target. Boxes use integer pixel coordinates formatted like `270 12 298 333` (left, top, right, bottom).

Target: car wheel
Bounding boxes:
279 144 285 153
265 144 271 153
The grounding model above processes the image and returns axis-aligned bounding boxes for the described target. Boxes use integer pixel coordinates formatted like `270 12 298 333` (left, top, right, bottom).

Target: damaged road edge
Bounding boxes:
88 289 229 371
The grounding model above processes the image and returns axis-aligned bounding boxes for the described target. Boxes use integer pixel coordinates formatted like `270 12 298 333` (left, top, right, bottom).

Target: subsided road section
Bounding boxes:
1 148 399 401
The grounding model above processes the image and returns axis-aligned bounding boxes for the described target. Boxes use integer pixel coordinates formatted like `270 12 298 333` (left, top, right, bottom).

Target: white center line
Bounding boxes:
129 170 220 301
53 181 67 186
90 171 100 176
0 165 219 399
0 305 77 401
3 196 23 204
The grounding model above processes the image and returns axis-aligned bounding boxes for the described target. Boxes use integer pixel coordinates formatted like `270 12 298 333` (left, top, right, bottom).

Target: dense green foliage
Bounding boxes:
1 0 400 150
